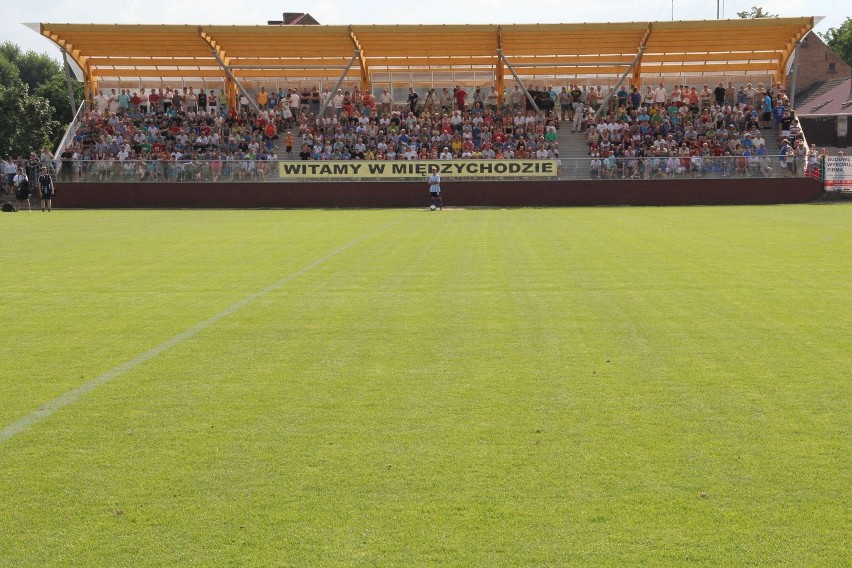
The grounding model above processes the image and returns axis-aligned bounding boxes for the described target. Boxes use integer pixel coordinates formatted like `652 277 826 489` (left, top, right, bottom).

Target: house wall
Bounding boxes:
791 31 852 94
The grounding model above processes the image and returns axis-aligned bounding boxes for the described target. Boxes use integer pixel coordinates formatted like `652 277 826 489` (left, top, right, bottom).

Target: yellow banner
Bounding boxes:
277 159 558 179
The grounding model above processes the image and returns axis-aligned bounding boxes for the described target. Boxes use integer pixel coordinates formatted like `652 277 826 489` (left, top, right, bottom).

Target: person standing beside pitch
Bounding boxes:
13 167 31 211
38 167 55 212
428 165 442 211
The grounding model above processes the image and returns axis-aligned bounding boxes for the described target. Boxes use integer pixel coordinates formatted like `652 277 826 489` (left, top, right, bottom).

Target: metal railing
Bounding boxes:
53 156 810 183
53 102 87 158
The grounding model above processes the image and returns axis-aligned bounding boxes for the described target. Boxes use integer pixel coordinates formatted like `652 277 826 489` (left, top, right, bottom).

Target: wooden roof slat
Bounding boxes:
503 22 650 31
646 41 789 49
229 58 355 65
232 69 359 78
81 50 216 57
88 58 218 67
217 47 353 54
204 25 351 34
92 69 226 78
509 66 633 75
351 24 497 32
502 31 644 37
366 56 630 66
641 63 780 73
651 17 811 29
642 52 780 63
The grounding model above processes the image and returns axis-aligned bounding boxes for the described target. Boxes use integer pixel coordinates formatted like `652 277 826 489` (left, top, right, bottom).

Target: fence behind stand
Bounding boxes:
58 156 812 184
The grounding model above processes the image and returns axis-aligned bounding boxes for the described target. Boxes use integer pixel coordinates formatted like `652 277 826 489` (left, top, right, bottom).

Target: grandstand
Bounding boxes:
32 18 825 208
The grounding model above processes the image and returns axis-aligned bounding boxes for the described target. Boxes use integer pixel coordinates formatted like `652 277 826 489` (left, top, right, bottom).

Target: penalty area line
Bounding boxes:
0 217 403 446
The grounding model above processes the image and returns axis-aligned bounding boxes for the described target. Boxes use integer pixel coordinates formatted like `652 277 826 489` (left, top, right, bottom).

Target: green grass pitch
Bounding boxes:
0 205 849 566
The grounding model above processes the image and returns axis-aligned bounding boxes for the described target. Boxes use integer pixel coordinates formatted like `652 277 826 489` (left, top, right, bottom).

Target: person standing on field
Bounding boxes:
14 168 31 211
428 165 442 210
38 167 54 212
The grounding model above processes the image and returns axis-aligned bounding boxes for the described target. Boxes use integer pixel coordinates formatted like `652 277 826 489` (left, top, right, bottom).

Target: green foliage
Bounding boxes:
736 6 778 18
0 81 60 157
35 73 84 126
0 208 850 566
0 41 79 155
15 50 62 95
0 52 21 88
0 41 22 63
818 16 852 67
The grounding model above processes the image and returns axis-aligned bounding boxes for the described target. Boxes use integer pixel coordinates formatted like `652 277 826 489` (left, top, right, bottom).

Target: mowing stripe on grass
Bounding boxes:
0 214 408 445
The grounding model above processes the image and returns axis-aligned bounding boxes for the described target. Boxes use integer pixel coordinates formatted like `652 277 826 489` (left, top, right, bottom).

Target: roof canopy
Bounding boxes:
39 18 813 91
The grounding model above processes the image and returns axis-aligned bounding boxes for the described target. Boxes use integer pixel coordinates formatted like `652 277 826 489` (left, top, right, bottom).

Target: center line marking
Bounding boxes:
0 216 404 445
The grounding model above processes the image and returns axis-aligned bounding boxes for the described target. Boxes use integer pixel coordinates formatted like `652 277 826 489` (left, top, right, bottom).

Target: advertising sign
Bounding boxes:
824 155 852 190
278 160 559 180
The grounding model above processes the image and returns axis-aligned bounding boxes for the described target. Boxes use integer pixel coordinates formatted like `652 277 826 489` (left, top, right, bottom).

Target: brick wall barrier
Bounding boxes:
54 177 823 209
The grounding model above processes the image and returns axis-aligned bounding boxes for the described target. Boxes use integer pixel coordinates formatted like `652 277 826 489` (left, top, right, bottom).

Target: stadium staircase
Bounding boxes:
556 122 590 178
761 130 781 156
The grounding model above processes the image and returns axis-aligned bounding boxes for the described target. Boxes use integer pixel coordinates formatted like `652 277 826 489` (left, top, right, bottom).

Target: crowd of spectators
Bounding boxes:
572 81 808 178
39 80 823 182
1 149 57 196
57 86 276 182
295 84 560 162
51 83 565 181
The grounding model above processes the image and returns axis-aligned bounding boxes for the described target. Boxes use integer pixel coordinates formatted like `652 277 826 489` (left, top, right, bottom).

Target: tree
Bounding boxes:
0 41 81 155
16 51 63 94
0 42 64 94
819 17 852 68
0 52 20 88
0 81 59 158
736 6 778 18
35 73 84 127
0 42 21 64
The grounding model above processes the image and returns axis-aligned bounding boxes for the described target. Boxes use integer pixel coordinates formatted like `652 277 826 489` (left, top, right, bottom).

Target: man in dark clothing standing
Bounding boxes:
714 83 726 106
38 167 55 212
407 88 419 114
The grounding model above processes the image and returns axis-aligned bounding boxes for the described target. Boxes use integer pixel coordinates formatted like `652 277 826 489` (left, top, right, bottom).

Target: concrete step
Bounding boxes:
557 127 592 159
761 130 781 154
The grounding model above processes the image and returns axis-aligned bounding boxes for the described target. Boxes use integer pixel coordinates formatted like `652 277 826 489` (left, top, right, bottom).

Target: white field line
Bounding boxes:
0 218 400 445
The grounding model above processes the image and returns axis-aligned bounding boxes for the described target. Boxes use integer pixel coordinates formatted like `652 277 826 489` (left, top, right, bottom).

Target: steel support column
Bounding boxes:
788 40 802 110
318 50 360 117
597 23 652 117
497 49 539 113
201 32 260 113
595 48 645 117
60 48 77 118
495 25 505 105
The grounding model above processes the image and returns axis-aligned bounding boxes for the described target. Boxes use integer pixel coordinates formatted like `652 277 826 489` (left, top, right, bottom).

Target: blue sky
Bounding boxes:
1 0 843 61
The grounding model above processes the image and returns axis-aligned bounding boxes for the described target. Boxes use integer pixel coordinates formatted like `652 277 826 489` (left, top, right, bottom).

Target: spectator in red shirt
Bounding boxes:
454 85 467 112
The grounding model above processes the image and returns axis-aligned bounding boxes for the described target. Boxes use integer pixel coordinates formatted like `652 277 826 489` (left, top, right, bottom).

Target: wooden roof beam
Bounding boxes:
349 26 372 93
778 22 813 83
41 28 89 80
633 22 653 86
